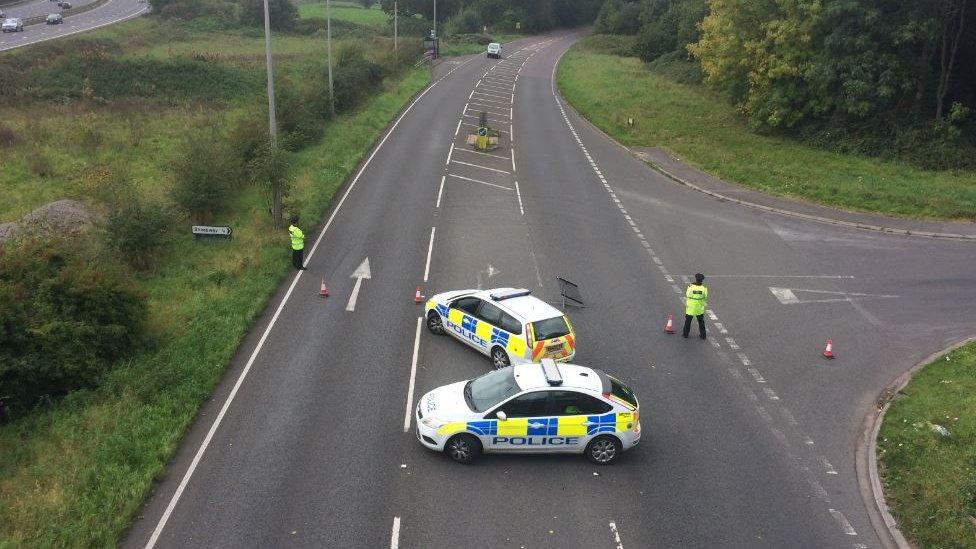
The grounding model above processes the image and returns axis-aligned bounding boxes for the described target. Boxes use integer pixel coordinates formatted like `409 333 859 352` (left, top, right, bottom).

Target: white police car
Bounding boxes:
424 288 575 369
416 359 641 464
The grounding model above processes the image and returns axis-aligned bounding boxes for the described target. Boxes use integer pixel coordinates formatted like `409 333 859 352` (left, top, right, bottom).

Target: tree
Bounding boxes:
936 0 969 120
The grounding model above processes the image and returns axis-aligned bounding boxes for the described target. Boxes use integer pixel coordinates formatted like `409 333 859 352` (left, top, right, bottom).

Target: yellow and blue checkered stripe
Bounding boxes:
434 302 527 357
437 412 628 437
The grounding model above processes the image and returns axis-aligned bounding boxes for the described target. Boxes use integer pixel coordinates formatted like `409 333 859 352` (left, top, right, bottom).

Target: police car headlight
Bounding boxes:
421 416 447 429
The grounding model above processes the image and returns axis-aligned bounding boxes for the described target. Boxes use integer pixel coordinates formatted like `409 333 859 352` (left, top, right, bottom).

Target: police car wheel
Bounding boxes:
426 311 445 335
446 434 481 464
490 347 510 369
585 435 621 465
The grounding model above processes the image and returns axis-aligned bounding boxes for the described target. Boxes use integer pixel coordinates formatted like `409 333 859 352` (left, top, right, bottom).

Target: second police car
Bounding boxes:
416 359 641 464
424 288 575 369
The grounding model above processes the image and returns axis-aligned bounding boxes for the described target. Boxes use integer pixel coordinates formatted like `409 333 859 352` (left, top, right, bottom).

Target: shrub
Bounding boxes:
105 193 176 272
246 140 291 227
332 55 383 112
158 0 238 22
0 122 18 148
238 0 297 31
275 80 326 149
170 127 243 222
0 237 146 417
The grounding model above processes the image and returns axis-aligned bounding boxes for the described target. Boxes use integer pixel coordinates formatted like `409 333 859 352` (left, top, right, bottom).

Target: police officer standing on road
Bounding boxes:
683 273 708 339
288 215 305 271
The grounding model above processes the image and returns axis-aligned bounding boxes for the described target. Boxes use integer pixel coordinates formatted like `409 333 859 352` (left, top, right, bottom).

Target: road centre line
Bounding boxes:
447 173 513 191
453 145 507 160
141 53 480 548
402 317 423 432
436 175 445 208
390 516 401 549
451 159 510 174
423 227 435 282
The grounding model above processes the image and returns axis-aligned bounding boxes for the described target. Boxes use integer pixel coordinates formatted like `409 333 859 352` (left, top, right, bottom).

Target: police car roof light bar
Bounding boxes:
490 288 531 301
541 359 563 386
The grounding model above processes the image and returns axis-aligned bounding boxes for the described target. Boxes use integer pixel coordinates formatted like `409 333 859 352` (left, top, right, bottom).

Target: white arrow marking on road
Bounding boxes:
769 287 899 305
345 257 371 312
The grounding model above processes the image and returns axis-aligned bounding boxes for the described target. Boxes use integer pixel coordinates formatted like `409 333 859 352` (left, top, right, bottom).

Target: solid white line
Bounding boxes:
436 175 445 208
609 521 624 549
468 89 474 100
451 159 510 174
454 118 462 137
514 181 524 215
390 516 401 549
345 276 364 311
453 146 507 159
143 54 476 549
403 317 422 432
448 173 513 191
423 227 435 282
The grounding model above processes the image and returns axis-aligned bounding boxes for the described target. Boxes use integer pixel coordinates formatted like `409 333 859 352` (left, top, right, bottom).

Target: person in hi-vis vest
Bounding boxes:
288 215 305 271
683 273 708 339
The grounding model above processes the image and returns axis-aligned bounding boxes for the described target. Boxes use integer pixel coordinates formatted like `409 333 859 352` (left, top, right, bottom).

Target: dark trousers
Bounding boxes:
683 314 706 338
292 248 304 270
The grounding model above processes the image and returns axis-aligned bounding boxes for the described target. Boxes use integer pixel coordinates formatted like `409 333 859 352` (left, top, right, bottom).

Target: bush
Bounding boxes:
0 122 18 148
105 193 176 272
581 34 637 56
275 80 326 149
158 0 238 21
170 127 243 222
331 54 383 112
238 0 297 31
0 237 146 417
646 50 703 85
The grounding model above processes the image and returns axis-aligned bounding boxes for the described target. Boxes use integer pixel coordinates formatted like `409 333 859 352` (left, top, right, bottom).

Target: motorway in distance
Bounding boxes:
112 32 976 548
0 0 147 52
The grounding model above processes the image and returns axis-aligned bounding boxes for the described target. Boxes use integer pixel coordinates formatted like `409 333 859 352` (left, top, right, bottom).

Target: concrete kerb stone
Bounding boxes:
855 336 976 549
550 79 976 242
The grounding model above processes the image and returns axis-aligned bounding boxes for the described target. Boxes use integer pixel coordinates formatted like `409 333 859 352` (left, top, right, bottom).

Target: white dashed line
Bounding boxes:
402 317 422 432
608 522 624 549
435 175 445 208
390 516 402 549
423 226 435 282
828 509 858 536
514 181 524 215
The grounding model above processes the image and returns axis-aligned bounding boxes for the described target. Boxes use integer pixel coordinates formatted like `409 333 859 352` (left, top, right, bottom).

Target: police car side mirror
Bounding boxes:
496 411 507 421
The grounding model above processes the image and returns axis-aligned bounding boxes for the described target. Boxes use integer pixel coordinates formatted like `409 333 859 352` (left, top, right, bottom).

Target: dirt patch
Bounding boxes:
0 199 96 243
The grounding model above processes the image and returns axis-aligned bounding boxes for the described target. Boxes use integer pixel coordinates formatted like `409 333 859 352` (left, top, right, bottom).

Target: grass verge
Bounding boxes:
878 341 976 547
439 34 520 57
0 17 428 543
297 3 388 26
556 37 976 221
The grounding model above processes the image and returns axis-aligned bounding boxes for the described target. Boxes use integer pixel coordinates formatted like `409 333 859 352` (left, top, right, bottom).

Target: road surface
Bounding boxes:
123 31 976 548
0 0 146 52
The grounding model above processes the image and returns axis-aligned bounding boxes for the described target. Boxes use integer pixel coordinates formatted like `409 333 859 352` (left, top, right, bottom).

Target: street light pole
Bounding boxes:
393 0 398 64
432 0 436 39
326 0 335 116
262 0 277 146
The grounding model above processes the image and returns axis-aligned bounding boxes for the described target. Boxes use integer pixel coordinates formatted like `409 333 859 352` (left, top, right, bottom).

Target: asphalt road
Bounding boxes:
1 0 98 21
0 0 145 52
123 31 976 549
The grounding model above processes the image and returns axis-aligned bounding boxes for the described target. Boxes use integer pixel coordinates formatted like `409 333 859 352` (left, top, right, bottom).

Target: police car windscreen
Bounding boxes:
464 369 520 412
609 376 638 408
531 317 570 340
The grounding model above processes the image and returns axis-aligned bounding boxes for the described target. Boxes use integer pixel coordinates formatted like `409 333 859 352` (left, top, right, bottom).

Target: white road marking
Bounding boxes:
510 148 516 172
469 93 510 105
345 258 372 312
763 387 780 401
706 309 718 320
423 227 435 282
402 317 422 432
448 173 513 191
770 286 899 305
390 516 401 549
143 54 478 549
444 145 453 166
514 181 524 215
737 353 751 366
700 274 856 279
828 509 858 535
436 175 445 208
714 322 728 334
460 122 507 134
453 146 507 160
725 337 740 350
467 104 510 116
609 522 624 549
820 456 838 474
769 287 800 304
451 159 510 174
747 368 766 383
453 118 462 137
462 113 507 124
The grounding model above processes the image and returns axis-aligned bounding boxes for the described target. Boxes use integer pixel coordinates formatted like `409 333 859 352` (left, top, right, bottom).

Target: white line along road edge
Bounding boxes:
143 55 477 549
403 317 423 432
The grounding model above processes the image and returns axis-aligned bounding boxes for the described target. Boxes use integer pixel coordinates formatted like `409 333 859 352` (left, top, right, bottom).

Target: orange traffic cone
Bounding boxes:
319 278 329 298
414 285 424 304
665 314 675 334
822 339 835 359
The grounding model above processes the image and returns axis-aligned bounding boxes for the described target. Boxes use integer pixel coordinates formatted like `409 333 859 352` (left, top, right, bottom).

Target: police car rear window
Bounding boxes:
531 317 570 340
609 376 638 408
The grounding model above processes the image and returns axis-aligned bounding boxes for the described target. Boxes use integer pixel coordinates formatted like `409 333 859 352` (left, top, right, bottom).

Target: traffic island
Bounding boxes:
863 339 976 547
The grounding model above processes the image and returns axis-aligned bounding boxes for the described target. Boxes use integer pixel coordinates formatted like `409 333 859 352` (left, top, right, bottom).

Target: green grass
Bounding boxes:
0 14 429 545
878 342 976 548
439 34 520 57
556 38 976 221
297 3 389 27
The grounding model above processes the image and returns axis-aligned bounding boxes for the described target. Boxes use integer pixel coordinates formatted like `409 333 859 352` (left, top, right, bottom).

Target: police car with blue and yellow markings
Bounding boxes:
416 359 641 464
424 288 576 369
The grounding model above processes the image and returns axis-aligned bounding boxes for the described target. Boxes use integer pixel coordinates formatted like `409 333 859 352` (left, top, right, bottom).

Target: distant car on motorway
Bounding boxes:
486 42 501 59
1 18 24 32
425 288 576 369
57 1 72 8
46 13 63 24
416 359 642 464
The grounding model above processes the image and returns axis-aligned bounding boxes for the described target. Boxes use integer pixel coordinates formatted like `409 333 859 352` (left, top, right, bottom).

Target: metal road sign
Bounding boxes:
191 225 232 237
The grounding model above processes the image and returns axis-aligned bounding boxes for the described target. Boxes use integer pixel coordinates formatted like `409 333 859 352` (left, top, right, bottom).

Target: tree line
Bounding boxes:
379 0 603 34
594 0 974 169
